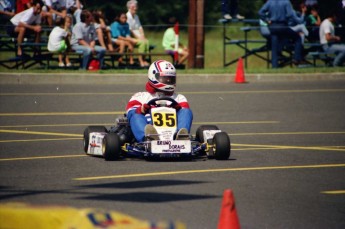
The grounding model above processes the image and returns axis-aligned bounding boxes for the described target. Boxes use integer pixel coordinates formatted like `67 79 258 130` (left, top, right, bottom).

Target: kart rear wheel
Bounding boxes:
213 132 231 160
102 133 121 161
83 126 107 153
195 125 219 143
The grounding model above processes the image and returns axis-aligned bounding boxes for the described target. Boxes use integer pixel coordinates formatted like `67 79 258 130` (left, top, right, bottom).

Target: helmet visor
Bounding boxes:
155 73 176 85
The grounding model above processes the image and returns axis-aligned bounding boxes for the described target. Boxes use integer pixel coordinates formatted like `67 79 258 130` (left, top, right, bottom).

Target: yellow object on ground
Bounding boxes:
0 202 186 229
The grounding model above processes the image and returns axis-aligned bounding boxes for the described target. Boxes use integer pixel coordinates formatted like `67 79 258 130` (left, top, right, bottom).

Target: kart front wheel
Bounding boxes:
195 125 219 143
83 126 107 153
102 133 121 161
213 132 231 160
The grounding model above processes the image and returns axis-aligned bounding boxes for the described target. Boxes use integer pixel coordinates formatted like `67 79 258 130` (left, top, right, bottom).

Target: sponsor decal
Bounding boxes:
156 141 186 152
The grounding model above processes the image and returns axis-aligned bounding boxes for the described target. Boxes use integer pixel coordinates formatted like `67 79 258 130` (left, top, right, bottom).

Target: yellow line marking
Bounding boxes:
0 129 82 137
0 112 123 116
233 143 345 152
321 190 345 195
1 89 344 96
0 138 81 143
74 163 345 181
0 155 86 161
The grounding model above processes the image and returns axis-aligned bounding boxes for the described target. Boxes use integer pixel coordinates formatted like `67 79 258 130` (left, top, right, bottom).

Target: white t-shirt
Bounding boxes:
10 7 41 26
126 11 141 38
319 18 334 45
48 26 68 51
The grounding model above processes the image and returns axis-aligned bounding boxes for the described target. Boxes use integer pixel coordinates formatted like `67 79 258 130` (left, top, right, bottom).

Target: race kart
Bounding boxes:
83 97 231 160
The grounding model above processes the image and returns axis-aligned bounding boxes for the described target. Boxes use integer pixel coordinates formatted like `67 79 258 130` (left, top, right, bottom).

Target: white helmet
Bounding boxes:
148 60 176 92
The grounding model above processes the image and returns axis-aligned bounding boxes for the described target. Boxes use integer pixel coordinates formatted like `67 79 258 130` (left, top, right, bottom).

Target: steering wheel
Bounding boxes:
147 97 179 108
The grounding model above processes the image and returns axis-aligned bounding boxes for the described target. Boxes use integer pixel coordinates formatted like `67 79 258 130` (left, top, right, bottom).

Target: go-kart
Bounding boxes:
83 97 231 160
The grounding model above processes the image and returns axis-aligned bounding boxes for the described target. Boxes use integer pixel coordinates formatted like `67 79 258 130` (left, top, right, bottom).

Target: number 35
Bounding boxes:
153 113 176 127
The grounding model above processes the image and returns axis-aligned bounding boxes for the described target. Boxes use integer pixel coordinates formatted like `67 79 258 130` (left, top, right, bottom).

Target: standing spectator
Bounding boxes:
47 16 72 67
162 16 189 66
258 0 305 68
126 0 150 67
319 11 345 66
70 10 106 70
221 0 244 20
8 0 42 57
110 12 136 66
16 0 31 14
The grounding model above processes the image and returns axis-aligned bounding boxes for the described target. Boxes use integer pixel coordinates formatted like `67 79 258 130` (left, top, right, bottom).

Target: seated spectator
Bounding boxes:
289 3 309 44
110 12 136 66
306 5 321 42
41 0 67 26
70 10 106 70
7 0 43 57
319 11 345 67
92 9 114 51
162 16 189 66
258 0 305 68
47 15 72 67
0 0 15 19
65 0 83 24
126 0 150 67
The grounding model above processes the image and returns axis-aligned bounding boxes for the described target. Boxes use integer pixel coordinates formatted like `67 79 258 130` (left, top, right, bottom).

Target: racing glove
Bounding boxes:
136 103 150 114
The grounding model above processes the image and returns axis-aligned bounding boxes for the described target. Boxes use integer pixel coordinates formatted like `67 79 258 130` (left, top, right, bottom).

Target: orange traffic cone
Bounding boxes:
218 189 240 229
234 58 246 83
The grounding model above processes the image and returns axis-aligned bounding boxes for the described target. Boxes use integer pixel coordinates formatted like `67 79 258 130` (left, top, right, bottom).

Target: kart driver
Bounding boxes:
126 59 193 142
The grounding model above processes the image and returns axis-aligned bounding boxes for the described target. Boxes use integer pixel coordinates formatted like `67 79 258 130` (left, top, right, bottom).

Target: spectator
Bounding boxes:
289 3 309 44
16 0 31 14
221 0 244 20
126 0 150 67
8 0 43 57
319 11 345 66
110 12 136 66
0 0 15 18
66 0 82 25
259 0 305 68
41 0 67 26
93 9 114 51
162 16 189 66
47 16 72 67
306 5 321 42
70 10 106 70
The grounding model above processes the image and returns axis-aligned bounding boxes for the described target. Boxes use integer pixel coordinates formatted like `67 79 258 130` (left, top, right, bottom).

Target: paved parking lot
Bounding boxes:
0 74 345 228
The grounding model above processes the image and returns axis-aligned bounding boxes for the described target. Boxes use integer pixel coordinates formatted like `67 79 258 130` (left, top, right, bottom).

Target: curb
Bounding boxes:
0 72 344 84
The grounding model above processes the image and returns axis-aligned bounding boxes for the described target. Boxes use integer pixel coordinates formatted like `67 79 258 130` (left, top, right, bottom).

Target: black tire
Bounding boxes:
83 126 107 153
213 132 231 160
102 133 122 161
195 125 219 143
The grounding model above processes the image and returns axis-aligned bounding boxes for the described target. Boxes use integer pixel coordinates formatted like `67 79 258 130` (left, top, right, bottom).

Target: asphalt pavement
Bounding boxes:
0 74 345 229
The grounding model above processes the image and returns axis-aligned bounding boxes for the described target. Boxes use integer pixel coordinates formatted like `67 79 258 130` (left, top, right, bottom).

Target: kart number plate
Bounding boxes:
151 140 191 154
151 111 177 128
